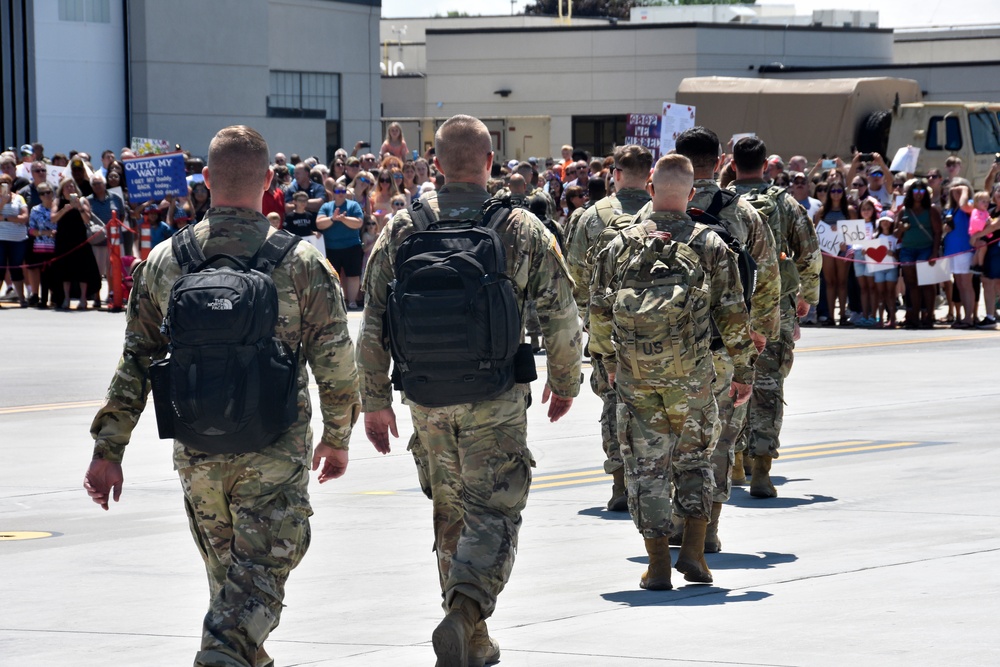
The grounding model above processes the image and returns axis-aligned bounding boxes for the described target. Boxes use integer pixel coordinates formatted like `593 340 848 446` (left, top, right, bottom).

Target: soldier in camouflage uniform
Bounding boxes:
667 127 780 551
589 154 755 590
729 136 822 498
358 115 581 667
84 126 361 667
564 144 653 512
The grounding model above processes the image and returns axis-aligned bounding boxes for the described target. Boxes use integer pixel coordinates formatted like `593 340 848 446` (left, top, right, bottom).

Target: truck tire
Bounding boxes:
857 110 892 157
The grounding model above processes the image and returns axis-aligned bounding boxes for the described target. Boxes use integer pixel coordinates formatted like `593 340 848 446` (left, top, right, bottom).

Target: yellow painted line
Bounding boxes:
782 441 920 460
0 531 55 541
783 440 873 452
532 475 609 490
797 333 998 353
0 400 103 415
533 469 605 482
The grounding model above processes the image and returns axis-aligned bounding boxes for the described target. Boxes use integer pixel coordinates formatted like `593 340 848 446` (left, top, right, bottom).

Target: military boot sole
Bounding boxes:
639 569 673 591
675 558 713 583
749 481 778 498
433 614 469 667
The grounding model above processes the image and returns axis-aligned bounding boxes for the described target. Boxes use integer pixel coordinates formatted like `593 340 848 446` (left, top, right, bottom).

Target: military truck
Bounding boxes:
676 76 1000 187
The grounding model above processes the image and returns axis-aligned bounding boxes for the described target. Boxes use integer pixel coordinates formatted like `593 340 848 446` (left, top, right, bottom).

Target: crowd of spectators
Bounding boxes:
4 132 1000 328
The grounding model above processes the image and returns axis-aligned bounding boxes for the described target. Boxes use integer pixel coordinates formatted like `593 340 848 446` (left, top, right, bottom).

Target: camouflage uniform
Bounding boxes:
589 211 755 535
90 207 361 667
357 183 581 618
565 189 651 476
729 181 822 460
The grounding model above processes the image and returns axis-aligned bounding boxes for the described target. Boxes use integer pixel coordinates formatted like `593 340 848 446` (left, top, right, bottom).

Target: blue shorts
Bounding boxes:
872 268 899 283
898 246 933 264
853 248 870 278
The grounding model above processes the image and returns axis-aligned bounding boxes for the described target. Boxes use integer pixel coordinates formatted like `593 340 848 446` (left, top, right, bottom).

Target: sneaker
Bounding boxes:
976 317 997 330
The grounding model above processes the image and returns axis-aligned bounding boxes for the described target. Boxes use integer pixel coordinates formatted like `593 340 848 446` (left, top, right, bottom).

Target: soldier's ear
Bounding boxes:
646 182 654 196
688 186 696 202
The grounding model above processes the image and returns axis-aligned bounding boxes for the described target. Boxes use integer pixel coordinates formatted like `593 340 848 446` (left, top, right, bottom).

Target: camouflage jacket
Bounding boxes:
691 179 781 341
564 188 651 312
589 211 756 386
729 180 822 309
357 182 582 411
90 207 361 468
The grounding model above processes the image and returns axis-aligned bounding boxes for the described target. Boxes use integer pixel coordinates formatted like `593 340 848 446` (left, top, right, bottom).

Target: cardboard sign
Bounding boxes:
44 165 67 189
916 258 950 285
815 220 843 255
624 114 663 159
130 137 173 156
861 238 894 271
123 152 187 201
660 103 696 154
889 146 920 174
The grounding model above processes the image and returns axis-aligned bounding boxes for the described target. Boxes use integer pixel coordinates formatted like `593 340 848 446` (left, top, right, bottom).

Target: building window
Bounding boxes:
267 71 341 121
59 0 111 23
572 115 628 160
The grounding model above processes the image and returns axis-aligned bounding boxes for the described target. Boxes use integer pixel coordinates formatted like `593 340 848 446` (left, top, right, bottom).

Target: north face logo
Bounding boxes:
208 298 233 311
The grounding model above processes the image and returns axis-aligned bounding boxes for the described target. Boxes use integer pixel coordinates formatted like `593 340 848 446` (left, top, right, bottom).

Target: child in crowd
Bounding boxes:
872 214 900 328
284 191 316 237
266 212 281 229
969 190 992 271
854 197 881 327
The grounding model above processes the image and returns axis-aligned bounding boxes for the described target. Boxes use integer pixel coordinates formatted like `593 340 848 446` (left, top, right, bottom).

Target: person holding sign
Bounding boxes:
814 183 857 326
872 215 900 328
894 179 942 329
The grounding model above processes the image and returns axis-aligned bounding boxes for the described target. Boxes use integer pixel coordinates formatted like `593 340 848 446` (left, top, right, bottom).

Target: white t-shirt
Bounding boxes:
0 193 29 242
797 196 821 222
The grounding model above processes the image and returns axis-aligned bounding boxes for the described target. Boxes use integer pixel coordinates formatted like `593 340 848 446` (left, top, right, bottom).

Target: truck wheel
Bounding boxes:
857 110 892 157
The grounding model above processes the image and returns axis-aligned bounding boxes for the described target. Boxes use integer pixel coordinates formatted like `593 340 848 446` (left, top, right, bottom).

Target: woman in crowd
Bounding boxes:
372 169 400 229
547 175 565 221
872 214 899 328
379 122 410 162
189 182 211 222
401 161 419 199
815 180 857 325
330 158 346 182
773 171 790 188
25 182 57 307
813 181 829 209
50 177 100 310
350 170 375 225
69 157 94 198
0 173 30 307
894 178 942 329
413 158 432 186
942 178 976 328
853 197 881 326
390 168 411 205
564 184 586 220
851 174 869 205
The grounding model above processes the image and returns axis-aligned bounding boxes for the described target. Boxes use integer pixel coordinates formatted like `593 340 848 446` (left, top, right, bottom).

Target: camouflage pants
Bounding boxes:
616 360 720 537
747 324 795 458
410 385 533 619
590 356 622 474
707 350 744 503
180 455 312 667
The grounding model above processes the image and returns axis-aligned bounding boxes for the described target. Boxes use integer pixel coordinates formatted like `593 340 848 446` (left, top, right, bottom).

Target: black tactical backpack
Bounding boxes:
149 227 301 454
385 197 523 408
688 189 757 310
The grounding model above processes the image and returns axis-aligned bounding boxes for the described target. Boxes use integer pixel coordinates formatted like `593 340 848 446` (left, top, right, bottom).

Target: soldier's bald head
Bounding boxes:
508 173 526 195
434 115 493 184
206 125 271 207
650 154 695 212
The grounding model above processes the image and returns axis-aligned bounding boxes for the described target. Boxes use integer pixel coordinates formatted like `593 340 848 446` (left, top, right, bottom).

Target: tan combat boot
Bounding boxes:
675 517 713 583
704 502 723 553
639 536 673 590
731 451 747 486
749 455 778 498
667 510 684 546
469 620 501 667
433 593 479 667
607 468 628 512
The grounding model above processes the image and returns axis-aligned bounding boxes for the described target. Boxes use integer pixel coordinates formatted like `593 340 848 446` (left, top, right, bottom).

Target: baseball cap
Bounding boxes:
506 159 519 170
20 144 32 156
868 165 885 176
528 157 538 165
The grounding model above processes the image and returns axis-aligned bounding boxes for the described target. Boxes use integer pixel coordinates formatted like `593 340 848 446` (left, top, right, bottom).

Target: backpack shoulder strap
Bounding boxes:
706 188 738 218
408 193 439 231
171 226 205 274
595 198 619 226
253 229 302 275
482 198 512 232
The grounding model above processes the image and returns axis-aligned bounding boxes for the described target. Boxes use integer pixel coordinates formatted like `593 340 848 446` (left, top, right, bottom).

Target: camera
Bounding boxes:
859 153 874 162
821 159 836 169
359 141 370 149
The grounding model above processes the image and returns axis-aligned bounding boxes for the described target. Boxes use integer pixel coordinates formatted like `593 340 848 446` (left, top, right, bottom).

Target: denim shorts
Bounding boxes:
872 268 899 283
898 246 933 264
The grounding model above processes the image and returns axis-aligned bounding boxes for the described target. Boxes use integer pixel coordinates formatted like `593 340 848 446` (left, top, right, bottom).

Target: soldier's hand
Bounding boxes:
542 384 573 422
313 443 348 483
749 330 766 353
84 459 123 511
729 381 753 407
796 296 810 318
364 408 398 454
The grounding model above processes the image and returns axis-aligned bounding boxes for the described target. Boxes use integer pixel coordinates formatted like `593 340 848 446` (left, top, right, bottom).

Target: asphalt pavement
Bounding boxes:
1 303 997 666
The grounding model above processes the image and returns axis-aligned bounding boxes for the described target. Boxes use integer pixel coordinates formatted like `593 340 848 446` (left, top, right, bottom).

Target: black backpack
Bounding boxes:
689 189 757 310
149 227 301 454
385 197 523 408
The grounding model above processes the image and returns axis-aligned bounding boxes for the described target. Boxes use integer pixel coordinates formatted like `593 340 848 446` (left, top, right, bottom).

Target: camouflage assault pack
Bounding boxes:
741 184 800 297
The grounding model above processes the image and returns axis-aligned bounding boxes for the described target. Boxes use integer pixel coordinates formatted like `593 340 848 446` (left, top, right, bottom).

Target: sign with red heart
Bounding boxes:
865 245 888 263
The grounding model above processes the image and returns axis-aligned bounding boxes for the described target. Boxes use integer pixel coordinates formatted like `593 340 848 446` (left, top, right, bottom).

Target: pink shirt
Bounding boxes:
969 208 990 235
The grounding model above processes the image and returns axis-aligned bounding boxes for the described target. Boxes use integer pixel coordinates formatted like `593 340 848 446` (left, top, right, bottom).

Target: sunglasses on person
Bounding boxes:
565 168 577 174
333 187 347 194
912 187 927 193
379 178 390 183
392 173 403 180
392 201 406 208
792 178 807 185
870 171 884 177
358 177 371 184
928 174 942 180
829 188 844 194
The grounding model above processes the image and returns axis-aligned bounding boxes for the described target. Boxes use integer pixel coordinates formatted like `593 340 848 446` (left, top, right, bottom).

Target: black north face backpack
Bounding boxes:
385 197 524 408
688 189 758 310
149 227 301 454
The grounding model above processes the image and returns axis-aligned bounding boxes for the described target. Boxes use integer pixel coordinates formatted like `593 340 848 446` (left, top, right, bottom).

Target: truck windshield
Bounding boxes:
969 111 1000 154
926 116 963 152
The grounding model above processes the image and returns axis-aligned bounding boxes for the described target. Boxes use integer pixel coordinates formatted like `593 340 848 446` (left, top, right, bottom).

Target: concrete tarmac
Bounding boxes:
1 304 997 666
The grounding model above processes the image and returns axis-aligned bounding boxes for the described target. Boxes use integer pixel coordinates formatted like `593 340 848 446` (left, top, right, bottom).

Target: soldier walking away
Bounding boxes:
564 144 653 512
357 114 582 667
84 125 361 667
729 137 822 498
589 154 755 590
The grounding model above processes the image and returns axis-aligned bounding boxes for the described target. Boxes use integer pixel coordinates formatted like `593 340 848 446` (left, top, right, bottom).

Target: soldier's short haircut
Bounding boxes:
732 136 768 172
613 144 654 180
587 176 606 201
651 154 694 194
674 127 721 171
435 115 493 180
207 125 269 198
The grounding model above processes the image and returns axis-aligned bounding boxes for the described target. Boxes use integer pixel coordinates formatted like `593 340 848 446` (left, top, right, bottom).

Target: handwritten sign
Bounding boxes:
123 152 187 201
816 221 843 255
660 103 696 154
624 114 662 159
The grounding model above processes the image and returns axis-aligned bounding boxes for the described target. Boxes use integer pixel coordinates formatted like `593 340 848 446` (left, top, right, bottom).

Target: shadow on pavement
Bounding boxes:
601 588 772 607
626 550 797 570
577 506 632 521
727 492 838 509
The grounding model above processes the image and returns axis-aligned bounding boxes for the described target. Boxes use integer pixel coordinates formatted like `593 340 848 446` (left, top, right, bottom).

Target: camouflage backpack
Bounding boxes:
741 184 800 296
586 198 639 268
610 222 712 384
